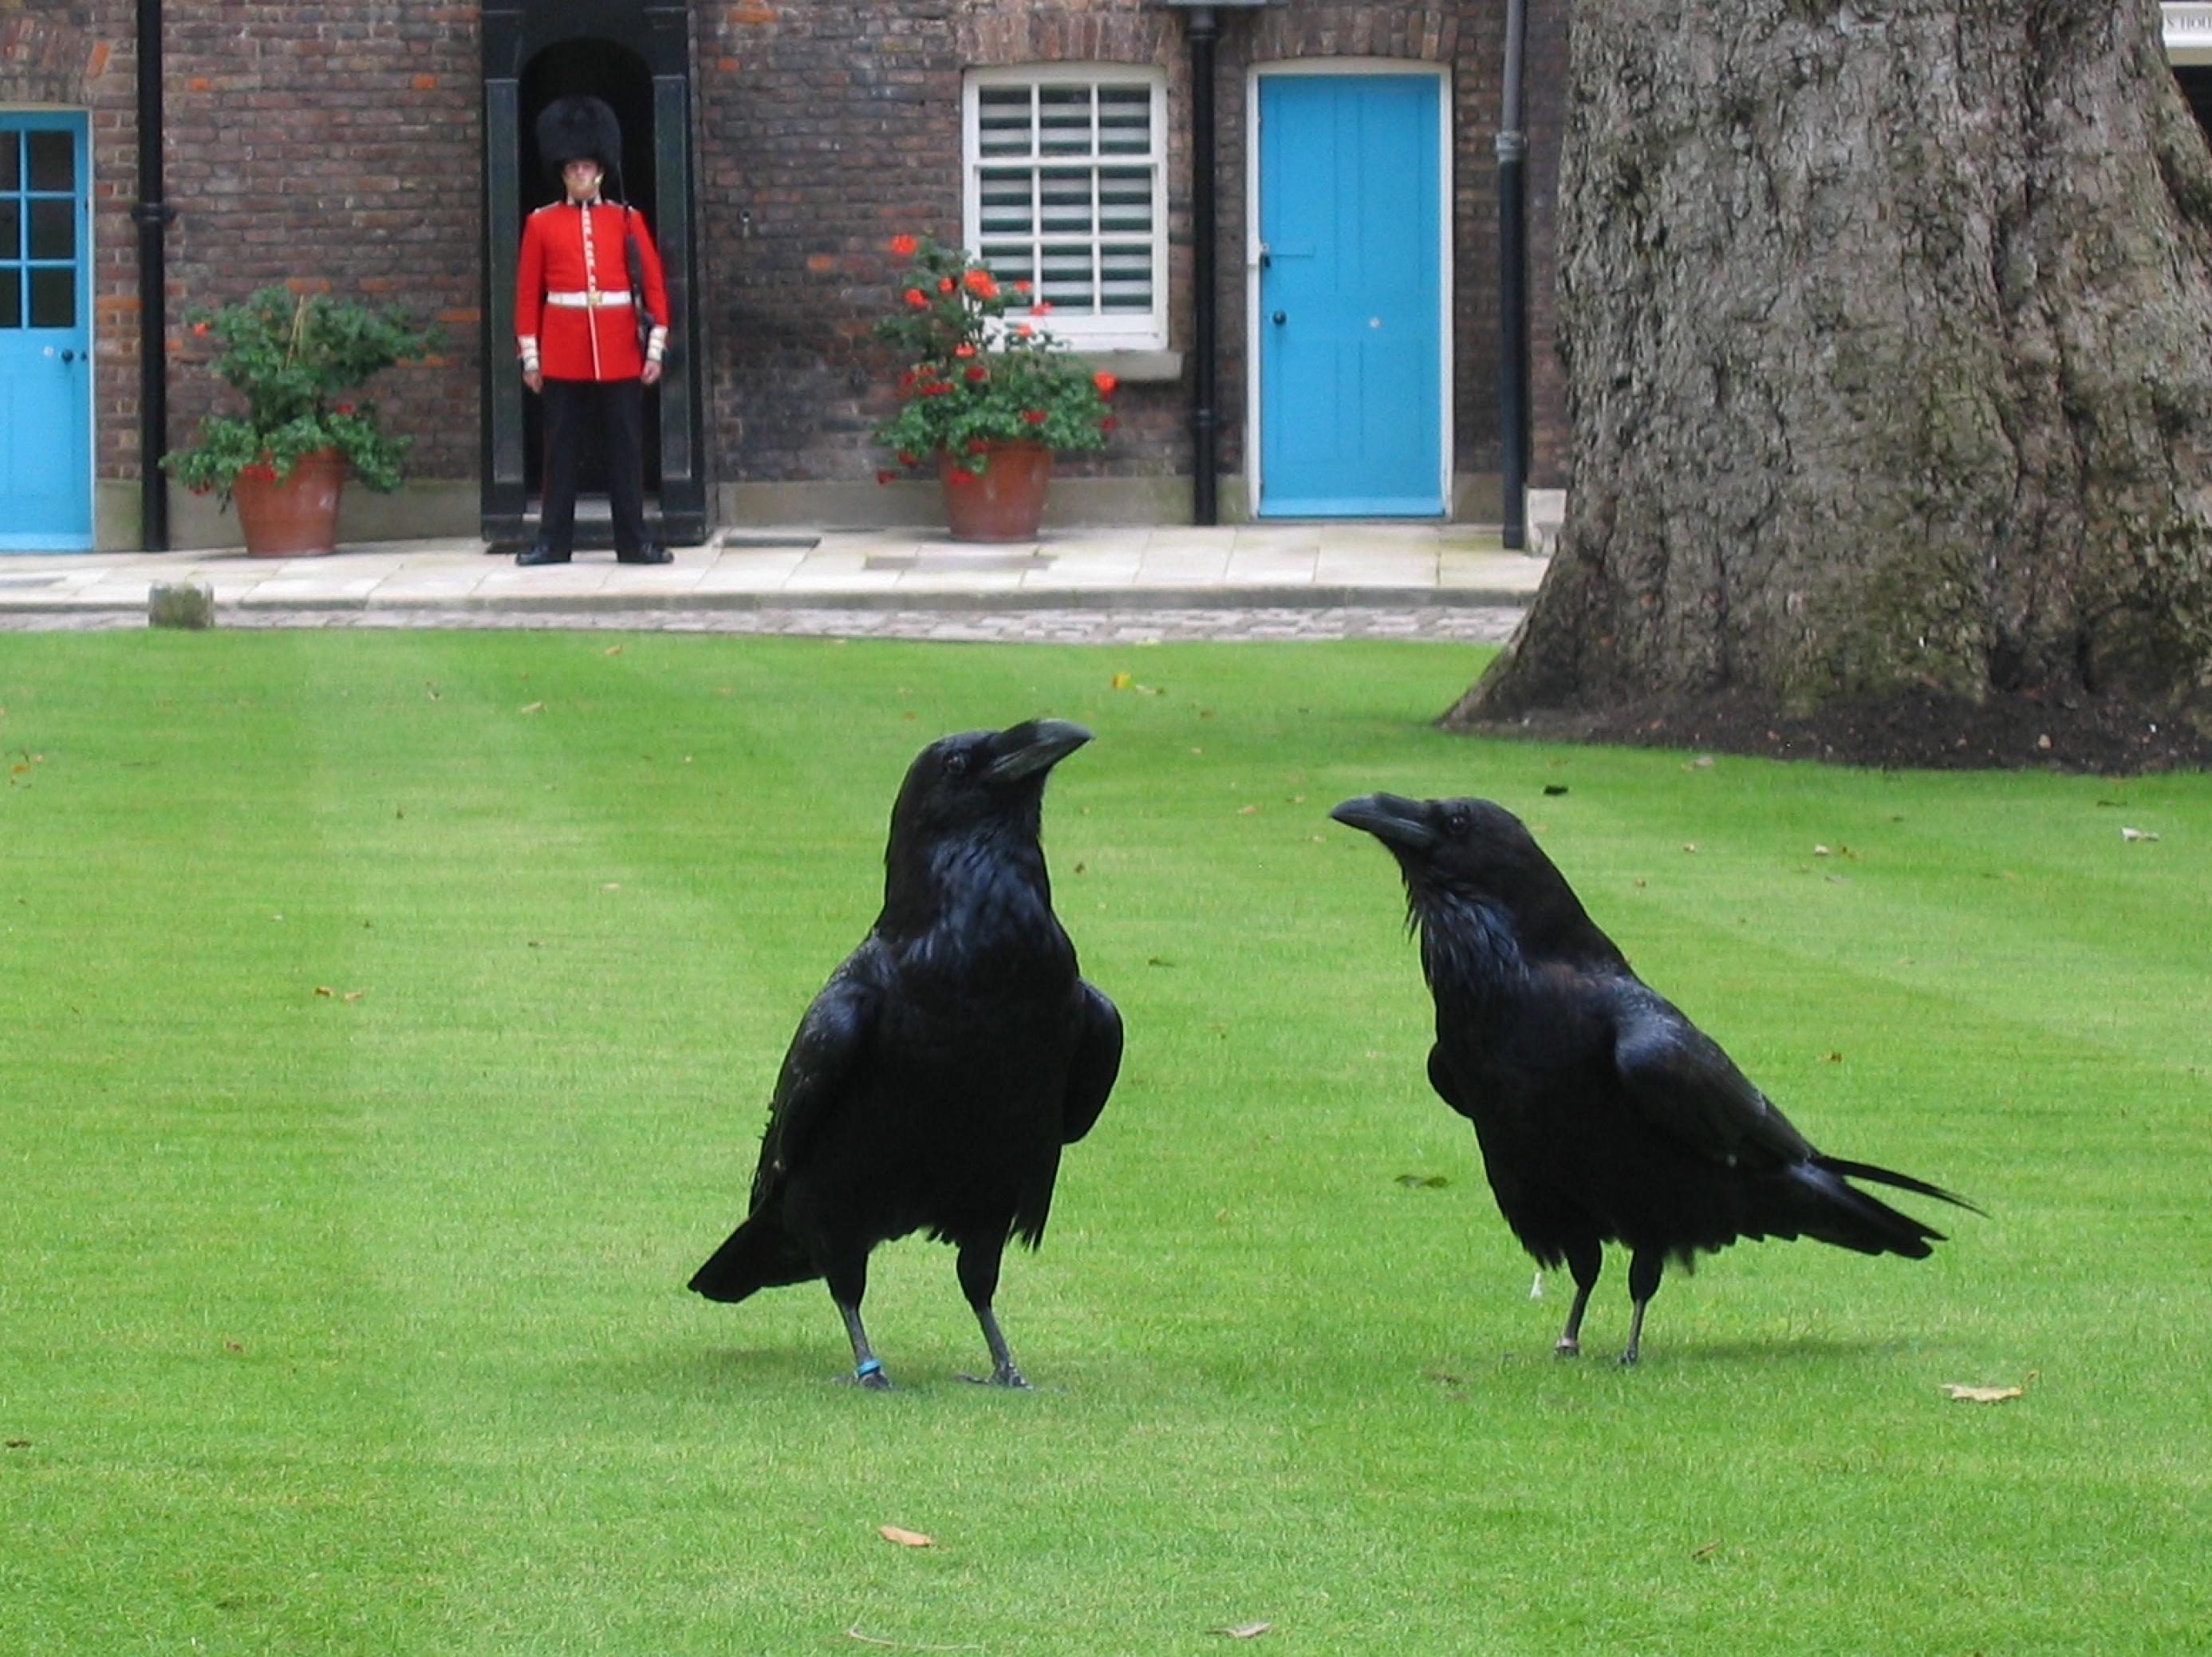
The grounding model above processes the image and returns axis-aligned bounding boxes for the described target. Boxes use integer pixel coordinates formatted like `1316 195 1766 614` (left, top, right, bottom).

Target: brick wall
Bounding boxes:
160 4 483 481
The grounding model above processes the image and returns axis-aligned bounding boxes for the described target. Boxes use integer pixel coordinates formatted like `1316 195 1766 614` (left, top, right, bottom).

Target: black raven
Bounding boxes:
1331 792 1978 1364
690 719 1122 1389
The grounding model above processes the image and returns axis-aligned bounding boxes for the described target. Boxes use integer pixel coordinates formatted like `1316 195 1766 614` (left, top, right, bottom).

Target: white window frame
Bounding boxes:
963 64 1169 351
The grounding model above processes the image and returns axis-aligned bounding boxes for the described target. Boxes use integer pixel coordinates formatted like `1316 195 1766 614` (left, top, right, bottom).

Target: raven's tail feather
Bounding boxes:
688 1212 816 1303
1815 1157 1986 1217
1780 1158 1980 1261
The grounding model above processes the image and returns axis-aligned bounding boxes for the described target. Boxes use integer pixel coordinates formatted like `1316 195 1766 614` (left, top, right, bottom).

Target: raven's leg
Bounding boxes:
954 1240 1029 1388
1555 1240 1603 1357
1621 1248 1666 1366
825 1256 890 1390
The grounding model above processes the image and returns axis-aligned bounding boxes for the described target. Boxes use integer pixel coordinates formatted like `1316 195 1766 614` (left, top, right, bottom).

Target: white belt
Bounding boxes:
546 289 633 309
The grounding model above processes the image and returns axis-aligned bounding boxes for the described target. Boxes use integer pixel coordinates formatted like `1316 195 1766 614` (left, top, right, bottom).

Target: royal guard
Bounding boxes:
515 95 673 566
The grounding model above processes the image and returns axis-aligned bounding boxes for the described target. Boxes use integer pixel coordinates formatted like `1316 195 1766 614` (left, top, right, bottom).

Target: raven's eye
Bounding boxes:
944 751 972 779
1444 808 1471 838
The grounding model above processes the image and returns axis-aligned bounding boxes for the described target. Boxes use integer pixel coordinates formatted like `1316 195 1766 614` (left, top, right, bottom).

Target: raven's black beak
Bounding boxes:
1330 792 1436 850
987 719 1094 783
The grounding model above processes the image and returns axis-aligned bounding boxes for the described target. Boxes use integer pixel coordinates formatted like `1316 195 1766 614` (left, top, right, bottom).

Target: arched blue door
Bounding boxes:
1256 73 1444 518
0 113 92 551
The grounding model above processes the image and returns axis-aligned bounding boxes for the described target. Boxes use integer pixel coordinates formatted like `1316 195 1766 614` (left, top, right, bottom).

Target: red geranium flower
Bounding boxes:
1030 301 1053 316
889 233 919 257
333 402 355 416
937 276 956 294
953 342 976 358
948 468 977 485
903 287 928 308
964 365 988 381
897 450 918 466
875 468 897 486
966 437 988 453
1022 408 1047 424
961 269 999 298
1093 371 1118 396
191 321 209 336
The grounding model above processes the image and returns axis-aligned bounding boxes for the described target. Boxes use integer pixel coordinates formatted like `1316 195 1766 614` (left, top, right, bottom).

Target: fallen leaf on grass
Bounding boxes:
1942 1381 2028 1403
2121 827 2162 842
1236 804 1261 816
313 986 334 998
4 1438 29 1450
1214 1622 1272 1639
1395 1174 1450 1189
878 1525 935 1549
519 700 545 715
1690 1541 1723 1561
1543 783 1569 796
1110 671 1134 689
342 991 365 1003
603 645 624 657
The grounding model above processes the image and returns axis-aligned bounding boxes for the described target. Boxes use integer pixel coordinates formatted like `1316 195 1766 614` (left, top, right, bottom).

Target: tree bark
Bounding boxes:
1449 0 2212 730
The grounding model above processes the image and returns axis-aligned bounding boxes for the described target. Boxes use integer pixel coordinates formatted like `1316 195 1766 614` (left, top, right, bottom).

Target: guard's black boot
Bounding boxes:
516 542 570 566
617 542 672 566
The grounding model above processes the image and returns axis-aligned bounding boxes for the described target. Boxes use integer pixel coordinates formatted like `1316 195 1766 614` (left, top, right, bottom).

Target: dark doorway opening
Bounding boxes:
2176 65 2212 142
517 41 661 507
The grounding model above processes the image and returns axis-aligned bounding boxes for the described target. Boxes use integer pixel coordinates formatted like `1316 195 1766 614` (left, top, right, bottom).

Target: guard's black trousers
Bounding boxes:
538 377 649 558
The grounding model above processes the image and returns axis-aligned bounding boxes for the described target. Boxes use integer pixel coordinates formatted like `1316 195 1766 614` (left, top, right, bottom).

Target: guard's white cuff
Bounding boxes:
647 325 668 363
518 336 539 371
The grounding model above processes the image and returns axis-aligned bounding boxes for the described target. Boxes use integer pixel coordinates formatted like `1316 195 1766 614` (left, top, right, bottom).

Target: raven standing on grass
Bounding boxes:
690 720 1122 1389
1331 793 1978 1364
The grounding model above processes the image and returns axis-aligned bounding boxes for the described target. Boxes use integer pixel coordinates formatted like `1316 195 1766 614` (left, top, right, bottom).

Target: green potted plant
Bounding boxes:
162 286 439 557
873 235 1117 541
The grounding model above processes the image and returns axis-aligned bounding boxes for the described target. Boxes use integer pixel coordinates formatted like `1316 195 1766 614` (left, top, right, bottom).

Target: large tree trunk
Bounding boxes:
1449 0 2212 736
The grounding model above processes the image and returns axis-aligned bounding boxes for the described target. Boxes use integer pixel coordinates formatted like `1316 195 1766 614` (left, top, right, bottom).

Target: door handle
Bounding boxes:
61 349 77 364
1272 311 1287 325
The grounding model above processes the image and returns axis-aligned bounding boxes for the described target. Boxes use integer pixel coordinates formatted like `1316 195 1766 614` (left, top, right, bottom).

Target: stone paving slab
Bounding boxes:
0 523 1544 639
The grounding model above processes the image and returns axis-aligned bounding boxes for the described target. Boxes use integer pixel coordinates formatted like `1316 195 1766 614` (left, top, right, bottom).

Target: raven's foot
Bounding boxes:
1554 1338 1581 1359
846 1358 893 1391
1617 1347 1641 1367
958 1363 1031 1389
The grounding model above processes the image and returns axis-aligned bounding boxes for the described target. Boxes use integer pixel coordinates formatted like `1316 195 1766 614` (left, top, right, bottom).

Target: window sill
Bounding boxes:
1082 349 1183 384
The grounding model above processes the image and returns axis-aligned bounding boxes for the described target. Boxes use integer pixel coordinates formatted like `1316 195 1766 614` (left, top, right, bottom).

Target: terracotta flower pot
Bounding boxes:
937 441 1053 542
231 448 348 558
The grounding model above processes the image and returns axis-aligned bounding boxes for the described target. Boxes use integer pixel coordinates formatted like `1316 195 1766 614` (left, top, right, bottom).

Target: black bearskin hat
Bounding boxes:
535 95 622 183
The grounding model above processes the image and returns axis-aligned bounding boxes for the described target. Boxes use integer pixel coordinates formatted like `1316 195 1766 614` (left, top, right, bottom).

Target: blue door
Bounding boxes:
1256 74 1443 517
0 113 93 551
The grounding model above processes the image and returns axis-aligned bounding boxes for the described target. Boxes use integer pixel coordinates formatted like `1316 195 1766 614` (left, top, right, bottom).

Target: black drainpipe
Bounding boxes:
1185 5 1221 526
1497 0 1529 550
132 0 175 550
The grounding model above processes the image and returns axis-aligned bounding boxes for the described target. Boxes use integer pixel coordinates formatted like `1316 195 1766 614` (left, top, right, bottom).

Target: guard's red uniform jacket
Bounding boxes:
515 197 671 381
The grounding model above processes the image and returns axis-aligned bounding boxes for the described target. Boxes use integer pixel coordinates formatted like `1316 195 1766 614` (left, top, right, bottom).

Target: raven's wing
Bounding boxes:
1607 980 1814 1168
748 947 882 1208
1059 978 1122 1145
1426 1042 1481 1122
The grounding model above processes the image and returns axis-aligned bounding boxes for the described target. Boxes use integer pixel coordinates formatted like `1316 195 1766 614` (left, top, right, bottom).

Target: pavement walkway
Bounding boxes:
0 522 1544 641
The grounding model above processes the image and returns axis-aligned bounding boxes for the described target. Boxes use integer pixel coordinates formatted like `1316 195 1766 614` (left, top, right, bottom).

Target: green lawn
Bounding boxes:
2 630 2206 1655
